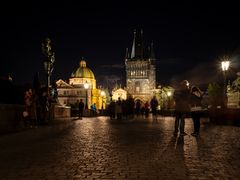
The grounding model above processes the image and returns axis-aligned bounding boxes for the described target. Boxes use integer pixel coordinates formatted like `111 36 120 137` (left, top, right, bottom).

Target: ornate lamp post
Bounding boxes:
167 91 172 109
84 82 89 109
221 60 230 108
101 90 105 111
41 38 55 122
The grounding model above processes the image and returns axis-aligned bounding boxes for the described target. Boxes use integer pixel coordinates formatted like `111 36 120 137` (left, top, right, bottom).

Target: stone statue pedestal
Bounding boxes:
52 103 71 119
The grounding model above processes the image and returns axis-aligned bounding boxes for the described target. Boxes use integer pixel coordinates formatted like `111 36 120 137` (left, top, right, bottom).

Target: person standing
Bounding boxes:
135 100 141 117
24 88 37 128
116 97 122 120
150 96 159 122
91 103 97 116
108 100 116 120
78 99 84 119
173 80 191 136
144 101 150 118
190 86 203 136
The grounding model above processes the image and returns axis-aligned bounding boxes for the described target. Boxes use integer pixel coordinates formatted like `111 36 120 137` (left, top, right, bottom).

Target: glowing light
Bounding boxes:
101 91 105 97
84 82 89 89
221 61 230 71
167 91 172 97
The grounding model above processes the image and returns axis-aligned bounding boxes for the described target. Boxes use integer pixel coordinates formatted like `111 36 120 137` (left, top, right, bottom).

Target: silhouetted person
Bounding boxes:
190 86 203 136
116 97 122 120
38 87 48 125
126 95 135 119
108 100 116 119
144 101 150 118
24 88 37 128
135 100 141 117
91 103 97 116
78 99 84 119
173 80 191 136
141 104 145 117
150 96 159 122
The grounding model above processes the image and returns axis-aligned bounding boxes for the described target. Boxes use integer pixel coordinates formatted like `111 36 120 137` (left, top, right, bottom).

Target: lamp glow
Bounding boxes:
221 61 230 71
167 91 172 97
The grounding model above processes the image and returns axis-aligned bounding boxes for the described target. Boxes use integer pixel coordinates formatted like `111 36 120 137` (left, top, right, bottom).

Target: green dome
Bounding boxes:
71 60 95 79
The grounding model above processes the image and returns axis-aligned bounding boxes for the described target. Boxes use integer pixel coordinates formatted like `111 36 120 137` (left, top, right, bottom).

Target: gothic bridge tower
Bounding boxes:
125 29 156 103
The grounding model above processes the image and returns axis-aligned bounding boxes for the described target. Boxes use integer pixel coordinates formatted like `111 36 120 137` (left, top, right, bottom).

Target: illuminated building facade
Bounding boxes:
56 59 105 109
112 88 127 101
125 30 156 102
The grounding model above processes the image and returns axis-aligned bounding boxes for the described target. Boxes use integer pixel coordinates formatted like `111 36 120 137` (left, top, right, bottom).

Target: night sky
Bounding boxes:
1 1 240 89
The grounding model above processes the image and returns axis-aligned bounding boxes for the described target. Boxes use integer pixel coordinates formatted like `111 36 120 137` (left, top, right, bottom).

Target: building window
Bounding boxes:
135 81 140 93
77 91 82 95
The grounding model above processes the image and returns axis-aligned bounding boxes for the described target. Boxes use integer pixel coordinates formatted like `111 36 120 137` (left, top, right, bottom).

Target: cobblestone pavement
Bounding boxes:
0 116 240 179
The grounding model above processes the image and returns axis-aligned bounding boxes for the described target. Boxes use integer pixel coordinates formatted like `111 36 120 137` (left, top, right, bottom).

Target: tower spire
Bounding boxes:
150 41 155 60
131 29 136 58
125 48 129 59
130 29 144 59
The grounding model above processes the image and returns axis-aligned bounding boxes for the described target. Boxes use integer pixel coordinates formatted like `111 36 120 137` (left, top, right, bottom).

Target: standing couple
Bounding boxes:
173 80 203 136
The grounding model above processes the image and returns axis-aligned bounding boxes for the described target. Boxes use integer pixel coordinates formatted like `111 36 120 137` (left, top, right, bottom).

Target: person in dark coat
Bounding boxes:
173 80 191 136
78 99 84 119
116 98 122 120
144 101 150 118
150 96 159 122
135 100 141 117
108 100 116 120
190 86 203 136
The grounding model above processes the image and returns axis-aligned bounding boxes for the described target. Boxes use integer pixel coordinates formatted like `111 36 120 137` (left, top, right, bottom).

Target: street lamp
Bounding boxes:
221 60 230 108
84 82 89 109
167 91 172 109
101 90 105 111
42 38 55 123
167 91 172 97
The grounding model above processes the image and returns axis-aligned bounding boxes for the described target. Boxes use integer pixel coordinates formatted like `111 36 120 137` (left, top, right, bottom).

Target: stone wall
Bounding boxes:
0 104 25 134
0 104 71 134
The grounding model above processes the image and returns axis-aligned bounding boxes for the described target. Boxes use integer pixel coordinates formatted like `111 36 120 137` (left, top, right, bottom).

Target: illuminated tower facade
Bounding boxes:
125 30 156 102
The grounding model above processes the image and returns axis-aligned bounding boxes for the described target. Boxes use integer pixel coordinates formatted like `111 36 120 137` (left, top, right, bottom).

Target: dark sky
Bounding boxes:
1 1 240 88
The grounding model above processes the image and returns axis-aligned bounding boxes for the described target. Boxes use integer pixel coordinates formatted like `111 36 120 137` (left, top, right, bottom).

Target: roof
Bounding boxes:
71 60 95 79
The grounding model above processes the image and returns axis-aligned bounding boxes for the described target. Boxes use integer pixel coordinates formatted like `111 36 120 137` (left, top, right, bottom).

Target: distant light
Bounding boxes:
101 91 105 97
167 91 172 97
221 61 230 71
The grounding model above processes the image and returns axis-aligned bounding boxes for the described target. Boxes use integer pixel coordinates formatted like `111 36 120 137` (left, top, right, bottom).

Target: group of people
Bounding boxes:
75 79 204 138
78 99 98 119
107 79 203 137
174 80 203 137
107 96 159 120
23 87 50 128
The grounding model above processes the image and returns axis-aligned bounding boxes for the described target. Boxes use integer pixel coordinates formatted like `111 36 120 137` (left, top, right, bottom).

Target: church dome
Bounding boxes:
71 59 95 79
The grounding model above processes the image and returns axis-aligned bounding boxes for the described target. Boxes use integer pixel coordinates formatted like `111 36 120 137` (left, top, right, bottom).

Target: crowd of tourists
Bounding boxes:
107 96 160 121
23 78 204 137
23 86 57 128
106 79 204 137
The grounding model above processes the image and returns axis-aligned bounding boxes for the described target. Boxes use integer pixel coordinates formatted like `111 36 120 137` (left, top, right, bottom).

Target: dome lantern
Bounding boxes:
80 60 86 68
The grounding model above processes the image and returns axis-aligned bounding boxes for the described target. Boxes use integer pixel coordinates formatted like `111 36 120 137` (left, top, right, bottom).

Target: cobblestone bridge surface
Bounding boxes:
0 116 240 179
